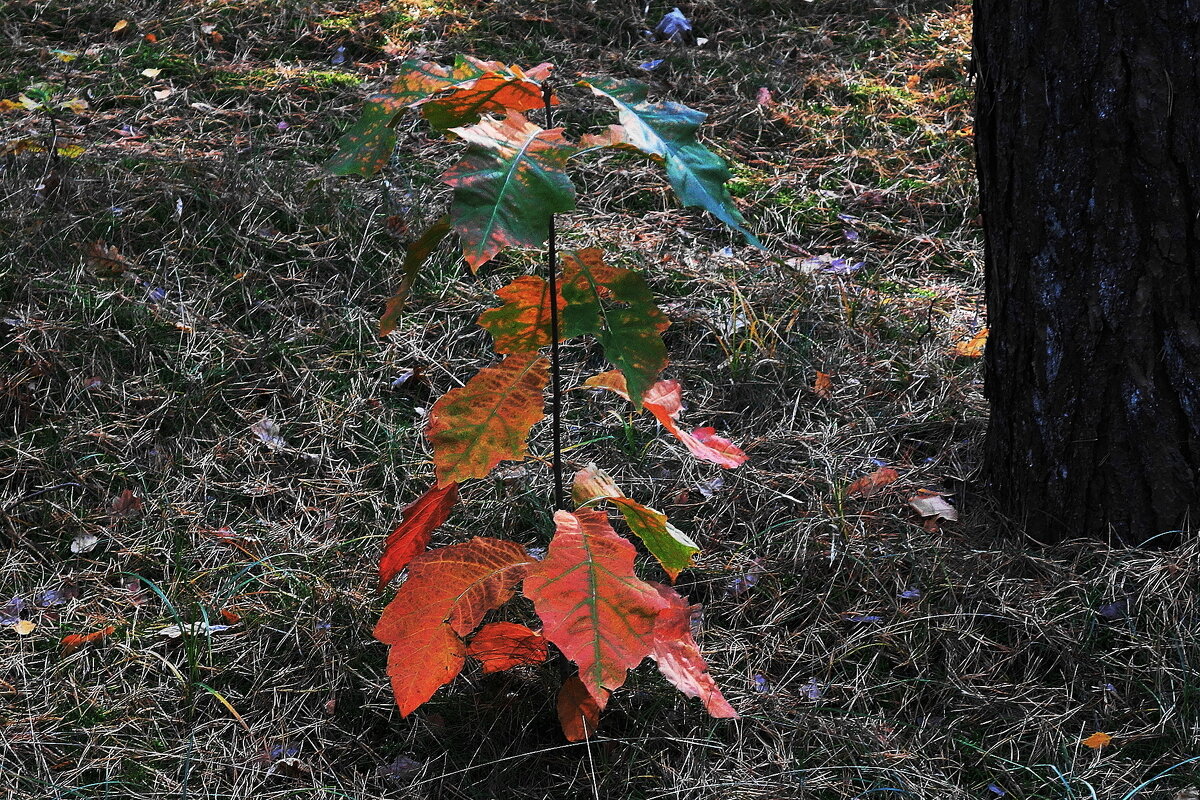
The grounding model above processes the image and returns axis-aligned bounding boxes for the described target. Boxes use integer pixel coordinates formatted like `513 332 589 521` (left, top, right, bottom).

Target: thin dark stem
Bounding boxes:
543 82 565 510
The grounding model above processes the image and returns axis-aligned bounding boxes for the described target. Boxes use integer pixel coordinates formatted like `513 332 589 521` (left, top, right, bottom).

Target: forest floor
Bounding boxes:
1 0 1198 798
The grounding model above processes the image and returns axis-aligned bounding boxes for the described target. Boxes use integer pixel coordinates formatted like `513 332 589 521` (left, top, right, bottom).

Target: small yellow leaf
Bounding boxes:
141 68 162 78
0 99 21 112
953 327 988 357
59 97 88 114
112 19 129 33
56 145 86 158
152 88 172 101
12 620 36 636
1082 732 1112 749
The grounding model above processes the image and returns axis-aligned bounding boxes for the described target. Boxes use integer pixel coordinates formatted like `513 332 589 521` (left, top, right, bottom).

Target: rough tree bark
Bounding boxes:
974 3 1200 546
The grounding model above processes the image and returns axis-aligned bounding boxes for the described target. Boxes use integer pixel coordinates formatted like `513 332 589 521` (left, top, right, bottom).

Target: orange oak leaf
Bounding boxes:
813 370 833 399
379 482 460 589
846 467 899 499
642 381 748 468
61 625 115 656
385 624 466 716
953 327 988 357
426 352 549 486
477 275 563 354
442 114 576 271
557 674 606 741
524 509 669 703
374 537 533 715
583 369 632 399
421 68 556 130
572 464 699 580
466 621 547 673
650 584 737 718
326 60 459 176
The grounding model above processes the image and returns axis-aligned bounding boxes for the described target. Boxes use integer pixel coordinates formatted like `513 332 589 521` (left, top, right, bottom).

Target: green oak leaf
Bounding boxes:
442 113 576 271
579 77 761 247
571 464 700 580
560 248 669 404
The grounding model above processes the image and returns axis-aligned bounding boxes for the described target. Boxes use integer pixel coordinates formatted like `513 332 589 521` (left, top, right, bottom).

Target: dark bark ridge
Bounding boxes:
975 2 1200 545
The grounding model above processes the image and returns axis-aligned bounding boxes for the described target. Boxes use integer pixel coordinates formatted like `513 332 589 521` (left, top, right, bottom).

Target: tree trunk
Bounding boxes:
974 2 1200 546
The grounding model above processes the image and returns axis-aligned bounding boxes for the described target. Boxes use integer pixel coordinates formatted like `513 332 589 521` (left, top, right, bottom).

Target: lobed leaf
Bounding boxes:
524 509 669 704
325 60 459 176
557 674 605 741
650 584 738 718
327 57 553 177
426 352 550 485
374 537 533 715
422 67 555 131
572 464 699 580
477 275 562 353
580 78 760 247
442 114 576 271
560 248 670 404
378 482 459 589
466 621 548 673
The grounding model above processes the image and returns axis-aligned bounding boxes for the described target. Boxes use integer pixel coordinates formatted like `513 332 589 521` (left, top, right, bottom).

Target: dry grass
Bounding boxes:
1 0 1197 798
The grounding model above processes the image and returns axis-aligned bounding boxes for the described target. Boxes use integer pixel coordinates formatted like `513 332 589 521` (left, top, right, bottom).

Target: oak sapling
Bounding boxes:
327 54 755 740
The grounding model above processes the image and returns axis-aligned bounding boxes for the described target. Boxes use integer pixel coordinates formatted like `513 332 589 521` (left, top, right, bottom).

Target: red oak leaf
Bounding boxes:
524 509 668 704
466 621 547 672
650 584 737 718
374 537 533 715
379 482 460 589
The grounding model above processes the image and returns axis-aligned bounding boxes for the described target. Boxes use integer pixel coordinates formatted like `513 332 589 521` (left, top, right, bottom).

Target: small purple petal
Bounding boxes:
37 589 66 607
802 677 823 700
379 755 422 777
987 785 1006 797
0 597 25 624
819 258 864 275
526 546 547 561
698 476 725 499
1098 599 1128 620
639 59 664 71
753 673 771 693
844 614 882 623
276 121 290 131
270 744 301 760
843 229 859 241
837 213 857 223
726 573 759 598
899 587 921 600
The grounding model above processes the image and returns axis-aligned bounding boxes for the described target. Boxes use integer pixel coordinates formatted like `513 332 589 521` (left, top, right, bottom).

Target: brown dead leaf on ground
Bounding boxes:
85 241 133 276
813 371 833 399
847 467 899 498
908 490 959 529
1082 732 1113 749
110 489 142 519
